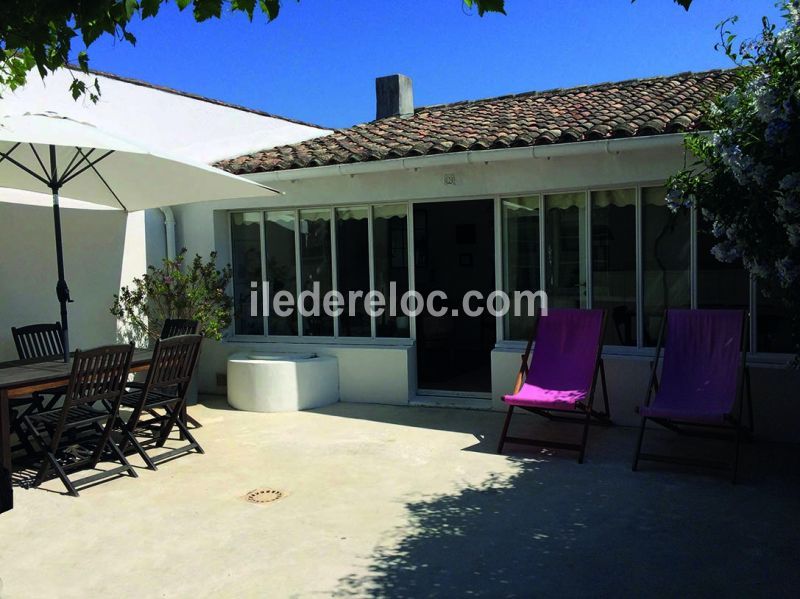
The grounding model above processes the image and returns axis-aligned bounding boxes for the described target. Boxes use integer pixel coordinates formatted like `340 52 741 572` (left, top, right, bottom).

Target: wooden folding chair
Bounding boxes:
117 334 204 470
12 322 65 361
160 319 202 430
10 323 67 458
1 463 11 514
497 309 611 464
160 318 200 339
23 344 137 497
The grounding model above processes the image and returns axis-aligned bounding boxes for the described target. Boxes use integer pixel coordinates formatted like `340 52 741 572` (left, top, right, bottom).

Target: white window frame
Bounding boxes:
228 186 794 364
495 182 792 363
229 203 412 343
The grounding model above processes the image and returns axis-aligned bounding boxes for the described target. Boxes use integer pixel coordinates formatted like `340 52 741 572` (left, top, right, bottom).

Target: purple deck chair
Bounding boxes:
632 309 752 483
497 309 610 463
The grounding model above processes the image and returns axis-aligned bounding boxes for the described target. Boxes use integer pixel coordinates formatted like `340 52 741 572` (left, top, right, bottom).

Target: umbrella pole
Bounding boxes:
49 146 71 363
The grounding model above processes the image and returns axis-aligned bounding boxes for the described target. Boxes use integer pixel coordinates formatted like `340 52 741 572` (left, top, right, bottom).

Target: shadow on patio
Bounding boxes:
325 406 800 597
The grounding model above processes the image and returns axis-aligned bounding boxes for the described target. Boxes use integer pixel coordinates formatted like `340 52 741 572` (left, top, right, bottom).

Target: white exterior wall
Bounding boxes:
173 139 800 442
0 202 131 359
0 69 329 361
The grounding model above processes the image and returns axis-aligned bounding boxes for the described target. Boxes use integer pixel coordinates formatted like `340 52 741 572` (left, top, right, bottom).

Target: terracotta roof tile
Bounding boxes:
216 69 736 174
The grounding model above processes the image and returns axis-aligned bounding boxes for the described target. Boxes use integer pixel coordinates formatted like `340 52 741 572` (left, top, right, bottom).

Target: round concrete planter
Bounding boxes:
226 352 339 412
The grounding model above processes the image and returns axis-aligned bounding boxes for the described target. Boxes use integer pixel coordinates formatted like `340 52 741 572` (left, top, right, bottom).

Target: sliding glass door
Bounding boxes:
544 192 588 309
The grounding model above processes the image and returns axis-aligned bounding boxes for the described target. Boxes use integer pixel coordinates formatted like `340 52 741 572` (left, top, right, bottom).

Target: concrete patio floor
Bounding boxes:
1 397 798 598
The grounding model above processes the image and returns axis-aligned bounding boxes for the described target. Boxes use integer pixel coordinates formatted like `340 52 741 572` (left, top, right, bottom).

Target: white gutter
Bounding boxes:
160 206 176 260
246 134 687 184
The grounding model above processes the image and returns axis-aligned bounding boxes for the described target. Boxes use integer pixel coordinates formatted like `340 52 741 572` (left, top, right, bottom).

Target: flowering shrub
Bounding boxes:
111 249 233 345
668 1 800 355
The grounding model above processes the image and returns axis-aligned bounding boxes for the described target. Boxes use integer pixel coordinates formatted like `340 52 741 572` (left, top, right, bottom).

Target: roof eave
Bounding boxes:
243 133 693 184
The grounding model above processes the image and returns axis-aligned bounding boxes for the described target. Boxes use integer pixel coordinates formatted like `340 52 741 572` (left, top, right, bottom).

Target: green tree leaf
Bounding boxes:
193 0 224 22
233 0 257 20
141 0 161 18
463 0 506 16
259 0 281 21
632 0 693 10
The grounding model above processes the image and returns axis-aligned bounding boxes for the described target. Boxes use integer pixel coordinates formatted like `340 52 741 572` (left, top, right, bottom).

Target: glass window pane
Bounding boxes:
592 189 637 346
265 211 298 335
544 192 587 308
373 204 409 337
757 290 794 353
697 229 750 310
299 209 334 336
336 207 371 336
502 196 540 340
642 186 690 345
230 212 264 335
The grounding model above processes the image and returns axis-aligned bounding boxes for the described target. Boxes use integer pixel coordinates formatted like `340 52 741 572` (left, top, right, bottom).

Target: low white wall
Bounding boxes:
198 340 416 406
491 347 800 443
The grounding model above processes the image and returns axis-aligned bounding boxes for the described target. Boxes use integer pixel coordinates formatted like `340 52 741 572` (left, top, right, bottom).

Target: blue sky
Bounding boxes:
79 0 783 128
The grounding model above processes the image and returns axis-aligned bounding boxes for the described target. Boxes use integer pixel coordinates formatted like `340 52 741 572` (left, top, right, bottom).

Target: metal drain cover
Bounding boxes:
245 488 283 504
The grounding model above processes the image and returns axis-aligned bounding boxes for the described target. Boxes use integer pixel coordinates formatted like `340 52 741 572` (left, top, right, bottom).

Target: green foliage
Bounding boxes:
631 0 693 10
463 0 506 16
111 248 233 345
0 1 506 101
668 1 800 355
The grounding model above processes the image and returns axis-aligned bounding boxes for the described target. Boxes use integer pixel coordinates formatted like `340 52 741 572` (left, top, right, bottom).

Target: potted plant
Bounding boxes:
111 249 233 404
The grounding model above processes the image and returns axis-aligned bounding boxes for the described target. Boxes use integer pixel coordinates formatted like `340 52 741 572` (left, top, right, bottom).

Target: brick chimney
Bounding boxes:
376 74 414 120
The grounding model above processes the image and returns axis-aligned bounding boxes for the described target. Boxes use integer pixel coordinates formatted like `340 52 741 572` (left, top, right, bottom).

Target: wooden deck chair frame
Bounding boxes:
497 310 612 464
631 310 753 484
160 318 202 430
9 323 68 458
12 322 65 362
160 318 200 339
23 344 137 497
118 334 204 470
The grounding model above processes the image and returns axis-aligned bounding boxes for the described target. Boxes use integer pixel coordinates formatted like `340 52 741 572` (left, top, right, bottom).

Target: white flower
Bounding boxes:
778 174 800 215
778 192 800 214
765 118 791 144
719 144 757 186
751 163 772 186
776 256 799 286
711 241 742 263
751 76 780 122
776 28 790 51
665 188 692 211
722 91 740 110
744 256 771 278
786 223 800 246
779 172 800 191
788 0 800 25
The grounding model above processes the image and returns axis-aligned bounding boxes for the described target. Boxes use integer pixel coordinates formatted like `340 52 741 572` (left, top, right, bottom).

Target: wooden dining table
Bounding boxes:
0 348 152 514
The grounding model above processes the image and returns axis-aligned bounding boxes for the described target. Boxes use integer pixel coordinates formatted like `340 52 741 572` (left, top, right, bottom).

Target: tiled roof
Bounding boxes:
217 69 737 174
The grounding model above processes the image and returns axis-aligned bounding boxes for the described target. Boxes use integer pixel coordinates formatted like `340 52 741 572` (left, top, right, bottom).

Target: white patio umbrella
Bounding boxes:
0 112 278 361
